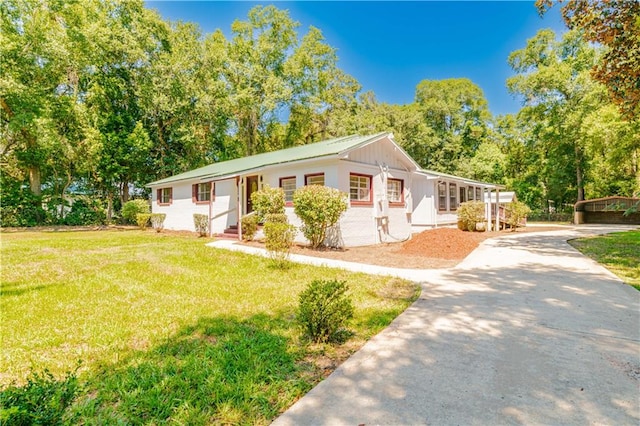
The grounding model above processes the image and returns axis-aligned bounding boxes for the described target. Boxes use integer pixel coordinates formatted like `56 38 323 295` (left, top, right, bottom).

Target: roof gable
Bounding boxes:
148 132 390 186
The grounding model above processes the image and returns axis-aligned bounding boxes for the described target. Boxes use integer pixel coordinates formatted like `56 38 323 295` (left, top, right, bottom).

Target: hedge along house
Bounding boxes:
147 132 502 247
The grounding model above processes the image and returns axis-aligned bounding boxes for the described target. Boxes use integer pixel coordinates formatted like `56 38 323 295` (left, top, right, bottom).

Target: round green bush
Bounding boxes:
121 199 150 224
298 279 354 343
293 186 347 248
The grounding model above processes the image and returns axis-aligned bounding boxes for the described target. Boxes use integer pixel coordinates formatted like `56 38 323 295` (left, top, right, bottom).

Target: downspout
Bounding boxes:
404 165 413 239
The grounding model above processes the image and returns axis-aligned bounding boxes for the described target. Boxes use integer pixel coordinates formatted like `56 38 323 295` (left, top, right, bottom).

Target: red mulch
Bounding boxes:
245 226 566 269
398 228 495 260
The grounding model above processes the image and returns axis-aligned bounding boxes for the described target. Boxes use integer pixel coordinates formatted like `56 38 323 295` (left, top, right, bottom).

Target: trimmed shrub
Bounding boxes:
0 366 80 425
265 213 288 224
293 186 348 248
193 213 209 237
251 185 285 222
136 213 151 229
264 221 296 267
298 279 354 343
457 201 486 232
121 199 150 224
241 214 259 241
505 200 531 231
150 213 166 232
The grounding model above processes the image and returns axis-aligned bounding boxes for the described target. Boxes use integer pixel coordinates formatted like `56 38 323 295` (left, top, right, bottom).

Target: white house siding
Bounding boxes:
211 179 238 234
261 158 337 192
262 158 384 247
436 211 459 225
152 179 209 232
260 159 339 245
411 177 436 227
258 151 414 247
336 156 413 247
346 137 412 171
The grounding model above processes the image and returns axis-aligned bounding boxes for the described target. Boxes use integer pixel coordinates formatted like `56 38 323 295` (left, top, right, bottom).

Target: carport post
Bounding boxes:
237 176 243 241
495 188 500 231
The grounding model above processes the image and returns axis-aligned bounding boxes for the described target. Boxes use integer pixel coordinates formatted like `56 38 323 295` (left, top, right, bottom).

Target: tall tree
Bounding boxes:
582 104 640 197
0 0 99 197
81 0 169 208
536 0 640 119
493 114 546 210
414 78 491 174
284 26 360 145
219 5 298 156
508 29 604 204
141 21 231 179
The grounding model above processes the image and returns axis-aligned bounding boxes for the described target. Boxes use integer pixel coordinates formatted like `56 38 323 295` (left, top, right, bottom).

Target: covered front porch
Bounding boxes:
203 172 266 239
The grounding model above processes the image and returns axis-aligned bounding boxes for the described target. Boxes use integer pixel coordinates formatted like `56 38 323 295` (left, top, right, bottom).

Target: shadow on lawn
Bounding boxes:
70 315 311 425
0 281 63 297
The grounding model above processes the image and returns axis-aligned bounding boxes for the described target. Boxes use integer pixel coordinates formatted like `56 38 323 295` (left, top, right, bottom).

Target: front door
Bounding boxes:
246 175 259 213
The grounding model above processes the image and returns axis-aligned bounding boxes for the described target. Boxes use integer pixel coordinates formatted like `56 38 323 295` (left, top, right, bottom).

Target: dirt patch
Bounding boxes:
244 226 566 269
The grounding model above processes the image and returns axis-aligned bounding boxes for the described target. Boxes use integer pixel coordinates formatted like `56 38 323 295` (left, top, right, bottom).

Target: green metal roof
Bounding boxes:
147 132 389 186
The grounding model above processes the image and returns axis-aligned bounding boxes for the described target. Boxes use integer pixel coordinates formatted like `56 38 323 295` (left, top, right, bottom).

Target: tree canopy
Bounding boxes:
1 0 638 227
536 0 640 119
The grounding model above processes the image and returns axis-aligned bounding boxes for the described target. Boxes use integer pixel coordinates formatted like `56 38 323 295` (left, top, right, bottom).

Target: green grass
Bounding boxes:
570 229 640 291
0 230 419 424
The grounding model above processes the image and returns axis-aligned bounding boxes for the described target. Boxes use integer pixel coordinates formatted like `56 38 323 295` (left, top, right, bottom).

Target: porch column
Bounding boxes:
237 176 243 241
208 182 214 237
495 187 500 231
485 188 491 231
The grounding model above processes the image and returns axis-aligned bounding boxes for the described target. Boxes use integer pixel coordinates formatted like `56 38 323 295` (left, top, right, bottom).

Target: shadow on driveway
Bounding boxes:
274 227 640 425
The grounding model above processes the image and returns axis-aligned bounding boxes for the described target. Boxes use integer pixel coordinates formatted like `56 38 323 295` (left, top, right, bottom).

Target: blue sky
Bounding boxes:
146 1 567 116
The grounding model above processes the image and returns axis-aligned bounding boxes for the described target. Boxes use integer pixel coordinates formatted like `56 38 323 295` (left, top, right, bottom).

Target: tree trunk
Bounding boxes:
106 194 113 222
245 111 258 156
575 144 585 202
121 181 129 205
633 149 639 197
29 165 42 196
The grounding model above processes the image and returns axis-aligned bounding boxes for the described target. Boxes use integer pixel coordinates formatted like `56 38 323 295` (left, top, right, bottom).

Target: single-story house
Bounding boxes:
147 132 503 246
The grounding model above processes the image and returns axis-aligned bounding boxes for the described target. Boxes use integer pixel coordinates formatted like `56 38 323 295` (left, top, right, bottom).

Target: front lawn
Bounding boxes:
0 230 419 424
570 229 640 291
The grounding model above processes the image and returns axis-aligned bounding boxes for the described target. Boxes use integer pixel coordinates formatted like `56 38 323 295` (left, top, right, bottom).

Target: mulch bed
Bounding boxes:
244 226 566 269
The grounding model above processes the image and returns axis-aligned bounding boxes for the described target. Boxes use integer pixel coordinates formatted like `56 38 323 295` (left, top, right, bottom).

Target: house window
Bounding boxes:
387 179 404 205
349 173 372 204
449 183 457 210
305 173 325 186
192 182 212 204
468 186 475 201
279 176 296 204
459 186 466 204
476 187 482 201
438 182 447 211
157 187 172 205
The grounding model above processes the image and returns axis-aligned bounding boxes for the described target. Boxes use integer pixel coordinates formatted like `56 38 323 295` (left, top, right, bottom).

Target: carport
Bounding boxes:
574 196 640 224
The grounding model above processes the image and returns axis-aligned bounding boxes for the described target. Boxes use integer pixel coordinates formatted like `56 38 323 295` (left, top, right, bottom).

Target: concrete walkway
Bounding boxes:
209 225 640 425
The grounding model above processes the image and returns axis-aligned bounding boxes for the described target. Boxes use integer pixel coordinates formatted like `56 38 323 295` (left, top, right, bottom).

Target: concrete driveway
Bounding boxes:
273 225 640 425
